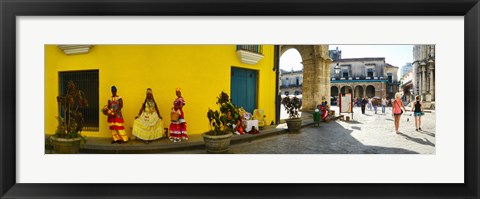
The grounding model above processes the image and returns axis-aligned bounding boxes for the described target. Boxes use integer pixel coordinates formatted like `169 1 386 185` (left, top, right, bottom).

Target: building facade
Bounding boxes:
45 45 277 138
412 45 435 104
400 68 414 104
330 57 400 101
329 47 342 61
399 62 413 78
279 69 303 95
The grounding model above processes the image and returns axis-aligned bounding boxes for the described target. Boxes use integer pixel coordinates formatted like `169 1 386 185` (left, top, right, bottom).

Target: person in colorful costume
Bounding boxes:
319 97 329 121
132 88 165 144
169 88 188 142
107 86 128 144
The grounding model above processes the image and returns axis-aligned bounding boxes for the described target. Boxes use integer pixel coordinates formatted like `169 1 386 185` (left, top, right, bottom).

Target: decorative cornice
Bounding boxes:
236 50 264 65
57 45 93 55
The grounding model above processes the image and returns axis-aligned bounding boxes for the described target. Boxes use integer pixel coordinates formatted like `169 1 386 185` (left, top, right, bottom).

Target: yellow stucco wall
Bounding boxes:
45 45 276 138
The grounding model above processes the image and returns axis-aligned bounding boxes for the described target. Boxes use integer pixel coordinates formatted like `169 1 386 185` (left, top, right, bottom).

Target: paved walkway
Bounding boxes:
167 106 436 154
45 113 316 154
46 106 435 154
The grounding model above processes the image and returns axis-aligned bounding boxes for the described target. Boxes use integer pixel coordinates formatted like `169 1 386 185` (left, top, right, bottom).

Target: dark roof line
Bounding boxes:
335 57 385 62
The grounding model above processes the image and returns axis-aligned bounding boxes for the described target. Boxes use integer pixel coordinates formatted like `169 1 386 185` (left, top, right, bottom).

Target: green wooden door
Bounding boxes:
231 67 257 113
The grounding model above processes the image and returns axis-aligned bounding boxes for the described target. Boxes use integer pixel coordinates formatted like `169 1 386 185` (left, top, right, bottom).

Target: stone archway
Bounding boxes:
366 85 375 98
331 86 339 105
331 86 339 97
341 86 352 95
280 45 331 111
354 85 364 99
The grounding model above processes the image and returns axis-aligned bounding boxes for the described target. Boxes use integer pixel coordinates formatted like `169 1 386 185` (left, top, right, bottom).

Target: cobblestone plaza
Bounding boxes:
171 106 435 154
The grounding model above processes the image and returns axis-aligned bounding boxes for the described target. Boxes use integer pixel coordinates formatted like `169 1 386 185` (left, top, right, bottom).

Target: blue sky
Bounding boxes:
280 45 414 71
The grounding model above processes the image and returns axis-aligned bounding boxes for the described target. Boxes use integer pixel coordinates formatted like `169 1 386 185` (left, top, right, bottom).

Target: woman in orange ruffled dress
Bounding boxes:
106 86 129 144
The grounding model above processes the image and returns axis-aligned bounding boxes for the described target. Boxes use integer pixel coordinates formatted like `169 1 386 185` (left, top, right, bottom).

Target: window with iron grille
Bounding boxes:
367 68 374 78
236 45 263 55
59 70 99 131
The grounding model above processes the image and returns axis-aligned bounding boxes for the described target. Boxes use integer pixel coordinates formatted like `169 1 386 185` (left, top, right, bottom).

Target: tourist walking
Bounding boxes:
381 96 387 114
367 97 373 110
361 97 367 114
411 95 424 131
373 98 378 114
392 92 407 134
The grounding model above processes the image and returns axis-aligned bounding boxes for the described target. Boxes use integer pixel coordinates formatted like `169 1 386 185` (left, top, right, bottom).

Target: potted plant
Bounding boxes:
203 91 239 153
282 96 302 133
50 80 88 154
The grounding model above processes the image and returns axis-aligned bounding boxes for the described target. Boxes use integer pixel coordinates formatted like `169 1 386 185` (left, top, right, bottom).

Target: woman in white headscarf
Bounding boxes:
132 88 165 144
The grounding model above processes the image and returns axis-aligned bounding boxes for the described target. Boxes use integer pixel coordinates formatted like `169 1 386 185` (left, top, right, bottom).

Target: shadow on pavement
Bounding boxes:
398 132 435 147
228 121 419 154
418 130 435 138
343 120 362 124
351 126 361 131
310 121 419 154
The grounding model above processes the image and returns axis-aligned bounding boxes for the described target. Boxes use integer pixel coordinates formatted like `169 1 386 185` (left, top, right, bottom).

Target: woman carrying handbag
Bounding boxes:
392 92 407 134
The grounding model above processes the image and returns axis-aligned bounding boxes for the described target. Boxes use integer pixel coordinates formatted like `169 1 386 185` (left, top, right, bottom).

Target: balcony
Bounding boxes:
280 84 302 89
236 45 264 65
331 76 390 81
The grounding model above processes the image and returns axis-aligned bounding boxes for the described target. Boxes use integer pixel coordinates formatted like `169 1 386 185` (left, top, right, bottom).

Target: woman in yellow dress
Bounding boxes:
132 88 164 144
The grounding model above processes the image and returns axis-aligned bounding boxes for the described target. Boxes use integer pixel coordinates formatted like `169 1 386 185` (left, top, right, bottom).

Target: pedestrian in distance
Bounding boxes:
361 97 367 114
381 96 387 114
367 97 373 110
411 95 424 131
373 98 378 114
392 92 407 134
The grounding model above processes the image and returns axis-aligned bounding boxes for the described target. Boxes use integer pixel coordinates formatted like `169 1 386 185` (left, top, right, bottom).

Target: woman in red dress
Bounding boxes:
107 86 129 144
169 88 188 142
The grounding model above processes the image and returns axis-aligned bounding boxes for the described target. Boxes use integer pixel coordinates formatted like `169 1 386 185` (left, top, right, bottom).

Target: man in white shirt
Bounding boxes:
381 96 387 114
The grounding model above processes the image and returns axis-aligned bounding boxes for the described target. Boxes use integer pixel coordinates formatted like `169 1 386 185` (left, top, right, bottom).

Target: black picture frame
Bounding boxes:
1 0 478 198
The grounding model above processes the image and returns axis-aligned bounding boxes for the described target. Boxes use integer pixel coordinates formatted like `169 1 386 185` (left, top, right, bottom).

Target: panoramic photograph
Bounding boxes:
45 44 436 154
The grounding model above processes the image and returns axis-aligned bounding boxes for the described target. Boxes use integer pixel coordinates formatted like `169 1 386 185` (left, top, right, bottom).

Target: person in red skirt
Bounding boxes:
106 86 129 144
169 88 188 142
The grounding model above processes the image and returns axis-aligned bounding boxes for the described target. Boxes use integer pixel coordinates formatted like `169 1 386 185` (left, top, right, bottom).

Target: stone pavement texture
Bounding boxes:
167 106 436 154
46 106 435 154
45 113 315 154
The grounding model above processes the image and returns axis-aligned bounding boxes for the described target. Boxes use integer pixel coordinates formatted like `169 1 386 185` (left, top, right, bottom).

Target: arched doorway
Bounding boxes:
354 85 364 99
279 45 331 113
403 86 412 103
366 85 375 98
331 86 339 97
340 86 352 95
279 48 303 120
331 86 339 105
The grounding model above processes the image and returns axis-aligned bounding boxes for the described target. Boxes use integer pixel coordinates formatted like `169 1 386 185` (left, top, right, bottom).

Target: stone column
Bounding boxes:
420 62 427 97
301 59 315 111
363 85 366 98
325 57 332 104
429 61 435 101
314 57 323 108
